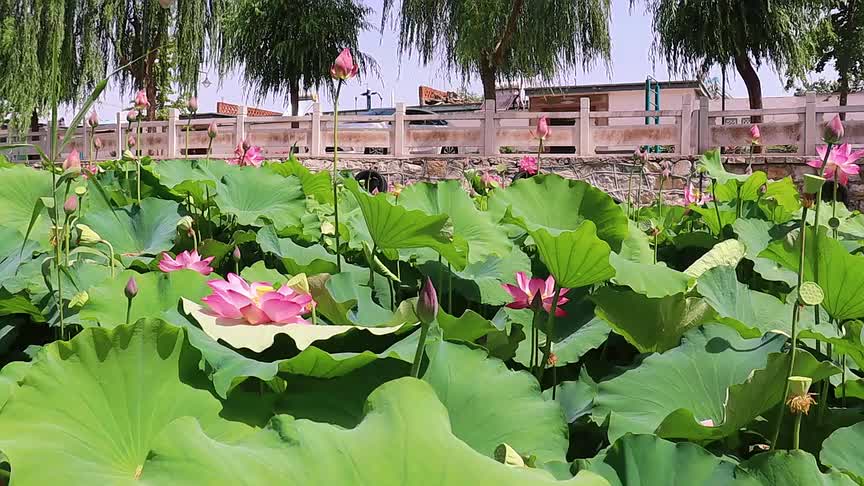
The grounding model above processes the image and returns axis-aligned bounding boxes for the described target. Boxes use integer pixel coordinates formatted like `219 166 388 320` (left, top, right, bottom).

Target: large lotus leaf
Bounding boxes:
343 178 468 269
257 224 338 275
618 221 654 264
146 158 235 200
490 174 628 251
309 271 413 326
758 177 800 224
684 239 746 279
591 288 715 353
610 253 691 298
530 223 616 289
741 451 857 486
0 320 254 484
80 197 181 259
733 218 798 286
423 340 569 464
712 171 768 202
80 270 211 327
580 434 755 486
821 422 864 483
544 373 597 423
420 246 531 306
265 158 333 204
0 166 53 241
512 309 611 368
183 299 410 353
593 325 839 442
214 168 306 231
698 149 749 184
0 289 44 322
131 379 608 485
399 180 513 263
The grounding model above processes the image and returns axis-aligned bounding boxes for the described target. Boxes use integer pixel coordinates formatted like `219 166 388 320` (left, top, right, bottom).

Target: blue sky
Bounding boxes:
89 0 815 120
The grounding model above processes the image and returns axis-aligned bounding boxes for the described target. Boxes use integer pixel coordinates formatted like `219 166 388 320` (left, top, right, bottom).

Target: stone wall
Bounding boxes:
301 155 863 210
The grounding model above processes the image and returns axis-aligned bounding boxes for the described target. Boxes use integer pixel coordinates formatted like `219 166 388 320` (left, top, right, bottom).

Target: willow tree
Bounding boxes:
639 0 828 113
382 0 612 106
219 0 372 116
809 0 864 118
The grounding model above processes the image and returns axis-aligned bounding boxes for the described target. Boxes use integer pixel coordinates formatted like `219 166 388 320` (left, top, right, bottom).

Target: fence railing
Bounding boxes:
2 93 862 163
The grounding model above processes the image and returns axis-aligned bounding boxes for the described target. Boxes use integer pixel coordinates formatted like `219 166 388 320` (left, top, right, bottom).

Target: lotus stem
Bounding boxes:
531 306 544 378
410 322 431 378
793 413 802 450
539 284 562 396
101 240 115 277
125 297 133 326
537 139 544 173
367 244 377 288
625 164 634 220
332 82 343 272
135 117 142 205
447 263 453 314
711 178 722 236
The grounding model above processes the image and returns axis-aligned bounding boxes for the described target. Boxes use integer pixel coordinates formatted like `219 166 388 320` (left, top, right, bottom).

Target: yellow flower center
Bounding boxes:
252 285 275 305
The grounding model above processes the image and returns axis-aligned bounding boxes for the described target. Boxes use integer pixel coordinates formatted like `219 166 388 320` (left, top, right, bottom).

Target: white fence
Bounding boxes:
3 93 864 164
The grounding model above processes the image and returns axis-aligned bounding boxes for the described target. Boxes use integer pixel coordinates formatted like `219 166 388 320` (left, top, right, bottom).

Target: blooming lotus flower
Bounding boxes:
824 115 844 144
502 272 570 317
518 156 538 175
87 110 99 128
532 116 551 141
202 273 314 325
62 150 81 171
807 143 862 186
82 164 103 180
330 48 359 81
684 183 713 205
750 124 761 144
134 90 150 111
229 142 265 167
159 250 215 275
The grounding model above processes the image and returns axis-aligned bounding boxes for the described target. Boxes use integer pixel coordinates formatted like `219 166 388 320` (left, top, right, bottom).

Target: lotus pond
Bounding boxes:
0 143 863 485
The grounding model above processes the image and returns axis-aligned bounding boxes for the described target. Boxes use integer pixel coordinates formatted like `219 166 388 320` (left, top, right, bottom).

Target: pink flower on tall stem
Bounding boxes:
502 272 570 317
750 124 761 145
684 183 713 206
807 143 862 186
518 156 538 175
330 48 360 81
824 115 844 144
202 274 314 325
228 141 265 167
159 250 215 275
134 90 150 111
532 116 551 141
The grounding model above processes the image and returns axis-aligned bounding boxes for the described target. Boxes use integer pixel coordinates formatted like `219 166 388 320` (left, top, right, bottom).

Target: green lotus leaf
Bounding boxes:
684 239 746 279
544 372 597 423
257 224 338 275
80 270 211 327
579 434 755 486
399 180 513 263
691 204 738 235
0 288 44 322
214 168 306 231
618 221 654 264
0 320 254 484
733 218 798 286
183 298 410 353
139 379 608 485
698 149 750 184
512 310 611 368
610 252 691 298
758 177 800 224
712 171 767 202
308 271 413 326
423 340 570 464
593 325 839 442
420 246 532 306
741 451 857 486
265 157 333 204
146 158 235 201
79 197 181 260
0 165 53 241
821 422 864 483
592 288 715 353
529 223 616 289
343 177 468 269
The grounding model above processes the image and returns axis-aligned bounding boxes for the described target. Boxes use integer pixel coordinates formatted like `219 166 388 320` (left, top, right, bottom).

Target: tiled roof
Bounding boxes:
216 102 282 117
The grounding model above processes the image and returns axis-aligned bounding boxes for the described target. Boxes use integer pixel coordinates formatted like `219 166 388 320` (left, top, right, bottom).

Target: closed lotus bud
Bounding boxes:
127 110 138 123
134 90 150 111
823 115 844 144
188 96 198 114
63 195 78 214
416 277 438 325
330 48 360 81
124 276 139 300
158 0 175 7
232 246 242 262
88 110 99 128
76 224 102 245
93 137 104 150
207 121 218 139
750 124 761 144
536 115 551 141
62 150 81 171
127 134 136 148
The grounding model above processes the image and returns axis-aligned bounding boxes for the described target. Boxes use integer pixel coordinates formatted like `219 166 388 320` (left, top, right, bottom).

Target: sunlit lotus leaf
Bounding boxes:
214 168 306 231
821 422 864 484
684 239 746 278
79 197 181 260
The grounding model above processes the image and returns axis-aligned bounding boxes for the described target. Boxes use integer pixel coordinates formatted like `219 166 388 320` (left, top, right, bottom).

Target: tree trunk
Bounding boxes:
733 52 763 123
479 59 497 107
289 78 300 117
839 71 850 121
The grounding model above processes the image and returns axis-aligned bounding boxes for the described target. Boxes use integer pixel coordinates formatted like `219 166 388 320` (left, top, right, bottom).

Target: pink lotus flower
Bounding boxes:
127 110 138 123
62 150 81 171
207 121 218 139
660 160 673 178
824 115 844 144
134 90 150 111
481 172 503 189
202 273 314 325
750 124 761 144
88 110 99 128
684 183 712 206
159 250 215 275
808 143 862 186
699 419 715 427
518 156 538 175
82 164 103 180
502 272 570 317
228 142 265 167
532 116 551 141
187 96 198 113
330 48 360 81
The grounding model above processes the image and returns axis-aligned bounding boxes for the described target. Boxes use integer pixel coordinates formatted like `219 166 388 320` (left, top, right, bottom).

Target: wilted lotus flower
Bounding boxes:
330 48 360 81
824 115 844 144
750 124 761 145
417 277 438 325
207 121 218 139
76 224 102 245
202 274 314 325
502 272 570 316
159 250 215 275
62 150 81 171
124 276 139 300
518 156 538 175
807 143 863 186
134 90 150 111
87 110 99 128
187 96 198 114
63 195 78 214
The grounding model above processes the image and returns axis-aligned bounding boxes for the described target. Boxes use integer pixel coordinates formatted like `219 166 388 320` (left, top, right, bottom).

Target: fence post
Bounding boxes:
310 102 322 156
115 112 124 156
804 92 817 156
234 105 247 148
167 108 179 158
483 99 497 156
698 96 710 153
679 95 693 155
579 97 591 155
79 118 90 163
392 102 406 157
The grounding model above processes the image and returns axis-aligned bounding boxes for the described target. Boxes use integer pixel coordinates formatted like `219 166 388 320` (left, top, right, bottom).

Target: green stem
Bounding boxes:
136 118 142 205
538 285 562 392
531 306 544 378
625 165 634 220
206 138 213 160
711 179 722 236
410 322 431 378
537 139 544 173
447 263 453 314
367 244 377 288
333 82 343 272
653 232 659 264
736 186 742 219
793 413 802 450
125 297 133 326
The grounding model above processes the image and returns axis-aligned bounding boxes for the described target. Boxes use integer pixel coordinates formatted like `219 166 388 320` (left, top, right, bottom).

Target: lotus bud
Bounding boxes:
187 96 198 114
207 121 218 139
786 376 816 415
416 277 438 325
330 48 360 81
76 224 102 245
87 110 99 128
94 137 104 150
536 116 550 141
823 115 844 144
127 110 138 123
750 124 761 144
177 216 194 232
232 246 242 262
62 150 81 171
127 134 136 148
124 276 139 300
134 90 150 111
63 195 78 214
